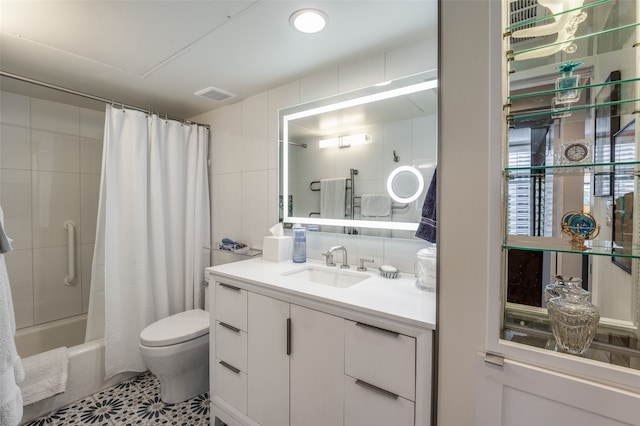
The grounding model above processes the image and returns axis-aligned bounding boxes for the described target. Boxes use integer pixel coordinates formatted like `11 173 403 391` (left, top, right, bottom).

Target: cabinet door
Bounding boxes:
290 304 345 426
247 293 290 426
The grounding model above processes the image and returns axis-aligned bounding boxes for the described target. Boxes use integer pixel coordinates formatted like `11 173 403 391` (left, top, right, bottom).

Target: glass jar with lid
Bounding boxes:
415 246 437 292
547 279 600 355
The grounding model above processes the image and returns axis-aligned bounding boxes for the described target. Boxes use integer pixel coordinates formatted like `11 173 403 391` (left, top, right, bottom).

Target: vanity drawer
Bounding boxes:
215 357 248 415
344 375 414 426
215 321 248 373
344 320 416 401
215 281 248 331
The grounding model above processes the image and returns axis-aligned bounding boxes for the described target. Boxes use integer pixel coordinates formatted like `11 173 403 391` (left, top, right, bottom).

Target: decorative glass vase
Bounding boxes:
547 277 600 355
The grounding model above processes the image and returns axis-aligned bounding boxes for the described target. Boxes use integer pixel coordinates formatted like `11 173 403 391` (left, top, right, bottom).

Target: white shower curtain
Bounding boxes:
85 105 210 378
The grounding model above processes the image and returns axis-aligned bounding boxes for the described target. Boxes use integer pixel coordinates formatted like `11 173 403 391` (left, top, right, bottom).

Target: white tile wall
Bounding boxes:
80 137 103 174
0 92 30 127
213 172 242 247
80 174 100 245
0 124 31 170
0 91 104 328
338 54 386 93
385 38 436 81
267 81 299 171
31 130 80 173
214 103 242 175
0 169 32 250
80 108 106 139
299 69 337 104
31 171 81 248
33 245 82 323
241 170 270 249
241 93 269 172
31 98 79 135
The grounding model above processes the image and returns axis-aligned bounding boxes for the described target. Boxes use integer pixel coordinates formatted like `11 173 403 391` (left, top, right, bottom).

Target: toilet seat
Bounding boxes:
140 309 209 347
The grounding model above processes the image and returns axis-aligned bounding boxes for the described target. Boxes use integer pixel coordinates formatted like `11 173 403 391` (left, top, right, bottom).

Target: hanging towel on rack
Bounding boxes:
360 194 392 237
361 194 392 218
321 178 346 233
0 204 24 426
416 168 437 243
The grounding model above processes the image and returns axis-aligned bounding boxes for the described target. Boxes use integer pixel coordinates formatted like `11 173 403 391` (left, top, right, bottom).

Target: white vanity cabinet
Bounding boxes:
246 294 344 426
207 259 436 426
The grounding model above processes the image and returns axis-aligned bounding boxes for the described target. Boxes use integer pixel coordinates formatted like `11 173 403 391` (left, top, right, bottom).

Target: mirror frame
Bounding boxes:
280 70 438 232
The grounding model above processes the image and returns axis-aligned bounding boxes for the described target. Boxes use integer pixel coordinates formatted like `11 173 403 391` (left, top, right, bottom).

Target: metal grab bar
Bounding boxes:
64 221 76 286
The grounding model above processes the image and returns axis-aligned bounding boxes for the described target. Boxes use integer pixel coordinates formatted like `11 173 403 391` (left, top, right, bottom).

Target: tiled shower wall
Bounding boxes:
0 91 104 329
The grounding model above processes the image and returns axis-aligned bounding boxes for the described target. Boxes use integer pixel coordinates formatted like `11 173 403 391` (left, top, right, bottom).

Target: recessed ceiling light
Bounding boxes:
290 9 327 33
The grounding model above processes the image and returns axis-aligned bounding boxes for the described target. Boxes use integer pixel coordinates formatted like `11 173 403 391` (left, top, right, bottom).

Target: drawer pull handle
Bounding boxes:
219 360 241 374
286 318 292 355
355 322 399 337
355 379 398 400
219 282 241 291
219 322 240 333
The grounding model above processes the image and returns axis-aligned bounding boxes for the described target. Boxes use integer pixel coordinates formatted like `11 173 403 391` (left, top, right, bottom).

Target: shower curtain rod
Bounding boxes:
0 70 210 128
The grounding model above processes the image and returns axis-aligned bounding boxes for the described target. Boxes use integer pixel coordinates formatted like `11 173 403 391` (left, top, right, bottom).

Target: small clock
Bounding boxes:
555 139 593 168
564 142 589 162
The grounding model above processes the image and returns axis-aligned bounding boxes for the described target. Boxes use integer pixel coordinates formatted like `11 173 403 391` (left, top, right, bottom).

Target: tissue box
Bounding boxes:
263 236 293 262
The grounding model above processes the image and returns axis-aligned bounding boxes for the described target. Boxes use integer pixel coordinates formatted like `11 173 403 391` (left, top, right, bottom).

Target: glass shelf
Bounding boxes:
507 22 640 60
504 161 640 174
507 97 639 122
503 312 640 373
507 77 640 102
503 236 640 259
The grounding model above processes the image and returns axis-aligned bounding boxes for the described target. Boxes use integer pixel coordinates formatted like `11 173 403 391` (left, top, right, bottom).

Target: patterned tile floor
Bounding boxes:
23 372 210 426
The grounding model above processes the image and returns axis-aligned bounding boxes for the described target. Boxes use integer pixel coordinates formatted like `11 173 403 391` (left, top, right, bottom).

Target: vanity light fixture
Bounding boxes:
290 9 327 33
319 133 368 149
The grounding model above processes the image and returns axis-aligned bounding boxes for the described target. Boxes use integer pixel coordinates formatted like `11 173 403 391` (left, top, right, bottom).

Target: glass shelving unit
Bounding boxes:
500 0 640 370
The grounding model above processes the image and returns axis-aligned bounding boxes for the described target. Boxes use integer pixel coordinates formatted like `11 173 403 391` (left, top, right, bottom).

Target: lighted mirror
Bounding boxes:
280 70 438 238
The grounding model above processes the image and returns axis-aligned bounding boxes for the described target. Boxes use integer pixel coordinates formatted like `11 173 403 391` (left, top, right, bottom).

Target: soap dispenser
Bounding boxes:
292 224 306 263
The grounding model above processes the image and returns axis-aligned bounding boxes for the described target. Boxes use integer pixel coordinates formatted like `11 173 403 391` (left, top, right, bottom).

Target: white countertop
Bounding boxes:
207 257 436 330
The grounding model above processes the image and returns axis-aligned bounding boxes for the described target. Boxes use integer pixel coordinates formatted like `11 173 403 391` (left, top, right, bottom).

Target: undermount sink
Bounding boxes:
282 266 370 288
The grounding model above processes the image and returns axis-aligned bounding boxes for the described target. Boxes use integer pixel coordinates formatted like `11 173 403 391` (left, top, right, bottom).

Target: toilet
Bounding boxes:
139 308 210 403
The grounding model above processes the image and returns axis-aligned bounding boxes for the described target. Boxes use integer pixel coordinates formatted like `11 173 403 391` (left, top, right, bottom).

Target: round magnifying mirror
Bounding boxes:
386 166 424 203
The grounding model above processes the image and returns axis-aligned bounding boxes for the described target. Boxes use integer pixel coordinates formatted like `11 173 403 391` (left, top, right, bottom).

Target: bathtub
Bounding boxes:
16 316 138 424
15 314 88 358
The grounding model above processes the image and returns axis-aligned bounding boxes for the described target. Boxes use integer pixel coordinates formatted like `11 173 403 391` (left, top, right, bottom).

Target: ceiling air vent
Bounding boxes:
194 86 236 102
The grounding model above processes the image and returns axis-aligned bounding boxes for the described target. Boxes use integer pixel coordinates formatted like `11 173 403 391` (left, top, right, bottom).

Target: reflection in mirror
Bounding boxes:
280 71 438 238
502 0 639 368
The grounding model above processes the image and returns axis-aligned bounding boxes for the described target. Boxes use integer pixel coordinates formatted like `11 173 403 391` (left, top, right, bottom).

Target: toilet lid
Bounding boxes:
140 309 209 347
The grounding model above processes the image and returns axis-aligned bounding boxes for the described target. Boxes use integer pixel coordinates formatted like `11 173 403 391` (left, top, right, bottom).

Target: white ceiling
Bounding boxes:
0 1 437 119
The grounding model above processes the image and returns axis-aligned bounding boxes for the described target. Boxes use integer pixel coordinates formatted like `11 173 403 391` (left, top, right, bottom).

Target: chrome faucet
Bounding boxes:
324 246 349 269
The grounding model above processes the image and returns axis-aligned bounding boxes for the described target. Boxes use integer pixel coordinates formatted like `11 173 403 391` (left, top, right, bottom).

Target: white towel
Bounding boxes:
360 194 392 238
20 347 69 405
361 194 392 218
321 178 346 233
0 205 24 426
